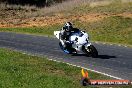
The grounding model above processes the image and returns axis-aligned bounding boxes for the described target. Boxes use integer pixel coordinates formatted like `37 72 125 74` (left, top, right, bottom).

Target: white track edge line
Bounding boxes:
47 57 124 80
65 62 124 80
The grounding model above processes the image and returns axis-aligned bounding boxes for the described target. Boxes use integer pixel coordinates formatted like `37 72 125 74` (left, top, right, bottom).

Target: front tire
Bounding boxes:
85 45 98 58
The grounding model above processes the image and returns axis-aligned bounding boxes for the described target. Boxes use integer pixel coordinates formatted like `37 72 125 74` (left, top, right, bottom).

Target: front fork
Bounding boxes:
83 42 92 53
85 42 92 49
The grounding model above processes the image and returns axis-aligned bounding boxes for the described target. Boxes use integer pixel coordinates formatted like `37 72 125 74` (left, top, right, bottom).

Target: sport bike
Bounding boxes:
54 31 98 58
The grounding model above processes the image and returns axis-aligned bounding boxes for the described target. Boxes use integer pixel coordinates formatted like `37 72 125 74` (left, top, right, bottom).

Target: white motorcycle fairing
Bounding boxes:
69 31 91 54
54 31 91 54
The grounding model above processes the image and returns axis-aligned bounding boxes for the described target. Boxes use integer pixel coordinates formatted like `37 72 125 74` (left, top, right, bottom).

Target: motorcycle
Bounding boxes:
54 30 98 58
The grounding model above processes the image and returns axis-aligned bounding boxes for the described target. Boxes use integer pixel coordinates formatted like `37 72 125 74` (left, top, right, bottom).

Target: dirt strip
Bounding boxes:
0 12 131 28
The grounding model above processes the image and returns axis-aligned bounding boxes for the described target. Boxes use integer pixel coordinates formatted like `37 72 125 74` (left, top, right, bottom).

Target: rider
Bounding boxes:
60 22 80 52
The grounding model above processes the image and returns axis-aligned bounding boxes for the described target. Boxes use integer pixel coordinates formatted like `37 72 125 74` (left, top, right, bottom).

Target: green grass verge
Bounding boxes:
74 16 132 45
0 24 62 37
0 48 116 88
71 1 132 14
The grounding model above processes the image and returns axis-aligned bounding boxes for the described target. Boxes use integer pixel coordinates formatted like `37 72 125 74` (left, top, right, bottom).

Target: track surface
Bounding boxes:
0 32 132 80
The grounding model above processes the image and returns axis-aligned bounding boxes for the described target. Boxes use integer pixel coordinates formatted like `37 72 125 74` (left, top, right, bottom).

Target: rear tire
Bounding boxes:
86 45 98 58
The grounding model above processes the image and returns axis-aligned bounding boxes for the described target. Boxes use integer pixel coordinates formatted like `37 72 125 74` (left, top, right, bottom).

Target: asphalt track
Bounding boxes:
0 32 132 80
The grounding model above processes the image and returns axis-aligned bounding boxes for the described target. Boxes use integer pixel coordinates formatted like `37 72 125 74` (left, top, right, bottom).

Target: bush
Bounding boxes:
0 0 67 7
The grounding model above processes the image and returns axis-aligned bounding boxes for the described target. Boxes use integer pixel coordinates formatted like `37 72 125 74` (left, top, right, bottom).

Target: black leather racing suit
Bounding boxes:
60 27 80 51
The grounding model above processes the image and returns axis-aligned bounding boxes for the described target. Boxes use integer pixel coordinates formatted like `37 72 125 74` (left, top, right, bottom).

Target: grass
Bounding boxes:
2 0 132 19
0 0 93 19
74 16 132 45
0 24 62 37
71 0 132 14
0 48 117 88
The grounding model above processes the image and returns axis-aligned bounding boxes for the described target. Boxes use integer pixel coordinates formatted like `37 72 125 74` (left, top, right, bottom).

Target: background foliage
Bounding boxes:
0 0 67 6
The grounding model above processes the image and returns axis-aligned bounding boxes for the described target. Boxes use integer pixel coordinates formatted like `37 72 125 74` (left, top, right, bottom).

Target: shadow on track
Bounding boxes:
97 55 116 59
72 54 116 59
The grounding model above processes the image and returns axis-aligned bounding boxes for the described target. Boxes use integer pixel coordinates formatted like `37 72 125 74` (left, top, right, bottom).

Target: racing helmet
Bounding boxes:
64 22 73 32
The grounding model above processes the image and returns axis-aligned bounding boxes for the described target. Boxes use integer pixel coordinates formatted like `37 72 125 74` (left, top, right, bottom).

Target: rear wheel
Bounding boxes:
85 45 98 58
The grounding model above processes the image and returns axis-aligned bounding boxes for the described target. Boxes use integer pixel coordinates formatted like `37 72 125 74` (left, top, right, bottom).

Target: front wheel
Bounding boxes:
85 45 98 58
